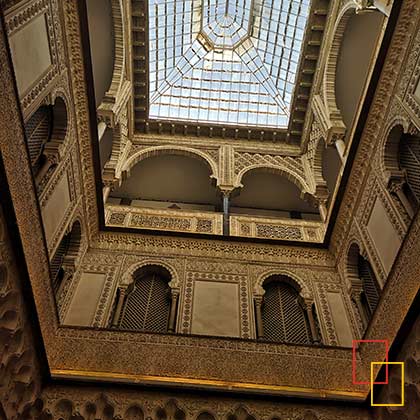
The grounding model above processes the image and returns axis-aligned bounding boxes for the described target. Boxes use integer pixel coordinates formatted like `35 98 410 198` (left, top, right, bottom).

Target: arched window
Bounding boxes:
358 255 380 319
24 98 68 185
197 412 216 420
118 266 171 333
50 221 81 296
398 133 420 209
24 105 53 175
261 277 312 344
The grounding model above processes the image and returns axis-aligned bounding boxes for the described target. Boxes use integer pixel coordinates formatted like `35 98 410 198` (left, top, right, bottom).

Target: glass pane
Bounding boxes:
148 0 310 128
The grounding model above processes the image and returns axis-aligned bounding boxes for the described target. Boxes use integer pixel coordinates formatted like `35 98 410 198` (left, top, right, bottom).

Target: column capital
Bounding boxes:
355 0 376 13
387 177 405 194
254 295 263 305
302 298 314 310
170 288 180 299
350 284 363 300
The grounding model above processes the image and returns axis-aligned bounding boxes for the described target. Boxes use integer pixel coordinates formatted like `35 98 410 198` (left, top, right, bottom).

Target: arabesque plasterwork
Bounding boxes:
0 0 420 417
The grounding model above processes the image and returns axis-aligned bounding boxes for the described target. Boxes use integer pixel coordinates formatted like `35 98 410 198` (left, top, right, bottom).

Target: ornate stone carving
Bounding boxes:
330 0 420 257
233 151 312 195
230 215 325 243
105 205 223 236
0 208 42 420
24 386 373 420
4 0 65 117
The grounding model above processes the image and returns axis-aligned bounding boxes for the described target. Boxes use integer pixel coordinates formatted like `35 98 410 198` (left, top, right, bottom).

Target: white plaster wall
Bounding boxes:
367 197 401 275
41 174 71 245
191 280 240 337
327 291 353 347
64 272 106 326
9 13 51 95
86 0 114 106
336 11 384 131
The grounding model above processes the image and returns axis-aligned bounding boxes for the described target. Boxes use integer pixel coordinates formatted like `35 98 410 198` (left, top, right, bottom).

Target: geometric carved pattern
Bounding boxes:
256 224 303 240
106 205 223 235
24 389 374 420
0 208 41 419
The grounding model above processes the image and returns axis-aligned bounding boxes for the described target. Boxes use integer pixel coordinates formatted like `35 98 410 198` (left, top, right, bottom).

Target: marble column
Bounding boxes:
168 290 179 333
254 297 264 339
222 192 230 236
389 179 415 219
304 301 321 344
111 287 127 328
97 121 107 142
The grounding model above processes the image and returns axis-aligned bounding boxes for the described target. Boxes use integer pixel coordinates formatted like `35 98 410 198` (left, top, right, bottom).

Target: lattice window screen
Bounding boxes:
24 106 52 171
262 282 311 344
50 233 70 293
358 256 380 316
312 302 322 342
399 136 420 203
119 274 170 333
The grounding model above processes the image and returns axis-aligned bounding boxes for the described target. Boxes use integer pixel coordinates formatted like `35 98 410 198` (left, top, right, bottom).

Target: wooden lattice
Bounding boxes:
358 256 380 317
119 274 170 333
399 135 420 204
24 106 52 172
262 281 311 344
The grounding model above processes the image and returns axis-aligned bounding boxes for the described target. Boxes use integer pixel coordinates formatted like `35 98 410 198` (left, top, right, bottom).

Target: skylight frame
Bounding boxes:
147 0 312 129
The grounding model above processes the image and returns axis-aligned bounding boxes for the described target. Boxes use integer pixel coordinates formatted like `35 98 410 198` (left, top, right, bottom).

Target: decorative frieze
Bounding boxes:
105 205 223 235
230 215 324 242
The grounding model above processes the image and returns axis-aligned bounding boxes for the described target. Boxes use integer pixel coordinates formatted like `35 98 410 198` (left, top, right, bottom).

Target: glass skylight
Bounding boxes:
148 0 311 128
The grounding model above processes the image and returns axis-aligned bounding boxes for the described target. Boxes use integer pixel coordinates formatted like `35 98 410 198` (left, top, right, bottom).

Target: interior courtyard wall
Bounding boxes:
58 237 358 346
334 4 420 335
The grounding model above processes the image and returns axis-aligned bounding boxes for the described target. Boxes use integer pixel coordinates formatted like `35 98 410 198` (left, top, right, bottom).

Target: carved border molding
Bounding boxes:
4 0 65 118
62 0 100 241
330 0 420 258
92 231 334 266
106 205 223 236
180 271 251 339
35 385 372 420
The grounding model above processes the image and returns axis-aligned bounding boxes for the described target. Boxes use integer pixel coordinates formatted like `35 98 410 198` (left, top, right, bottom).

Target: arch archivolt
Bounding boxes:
322 4 356 125
234 164 313 197
379 113 412 185
120 145 219 185
253 269 312 300
63 215 85 269
120 259 180 290
103 0 127 102
40 86 72 154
